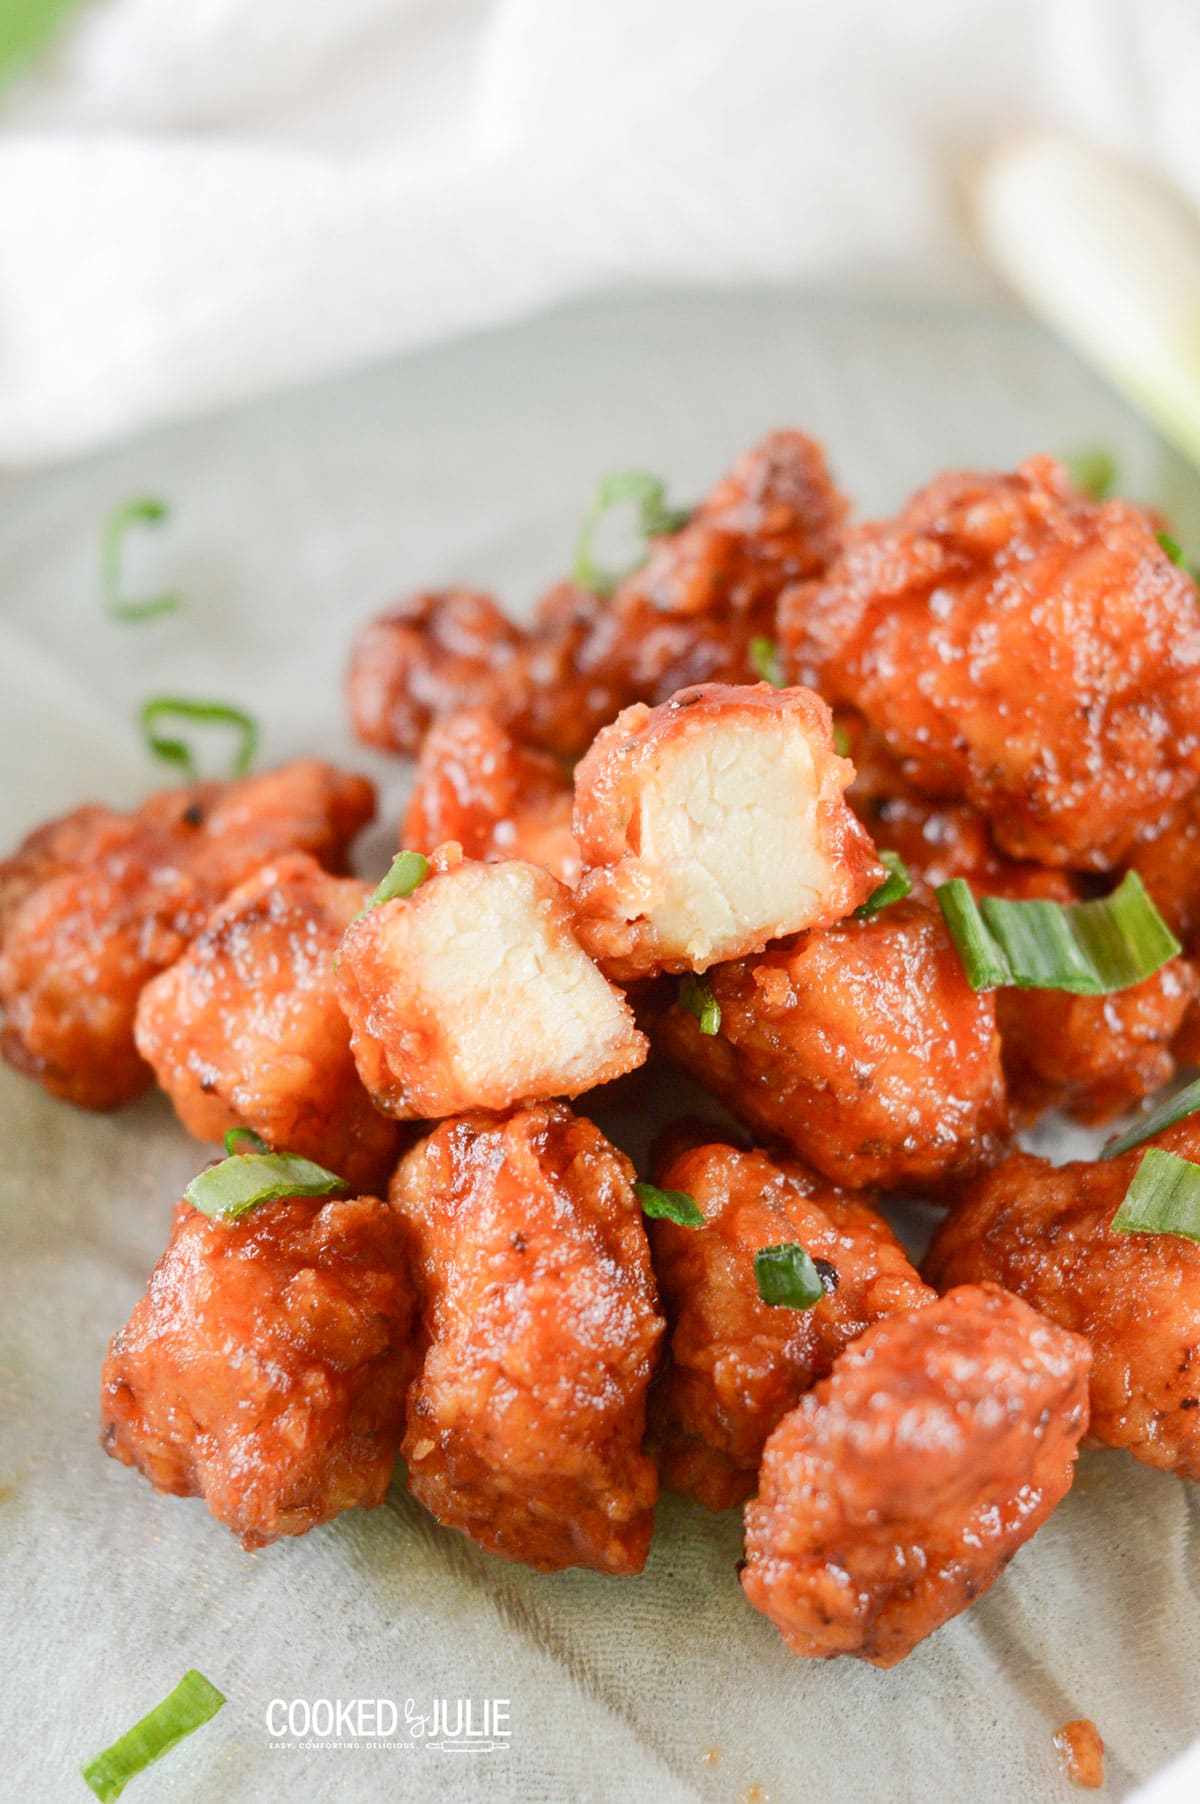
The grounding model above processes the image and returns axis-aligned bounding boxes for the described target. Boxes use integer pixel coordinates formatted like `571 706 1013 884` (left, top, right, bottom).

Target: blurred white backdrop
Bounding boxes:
1 0 1199 464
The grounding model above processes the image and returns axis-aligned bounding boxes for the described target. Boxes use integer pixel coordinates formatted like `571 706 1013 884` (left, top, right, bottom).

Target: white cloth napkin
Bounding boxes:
3 0 1200 466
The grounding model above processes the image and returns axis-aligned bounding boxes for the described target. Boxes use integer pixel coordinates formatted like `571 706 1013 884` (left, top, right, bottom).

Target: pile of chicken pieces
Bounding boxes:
5 434 1200 1670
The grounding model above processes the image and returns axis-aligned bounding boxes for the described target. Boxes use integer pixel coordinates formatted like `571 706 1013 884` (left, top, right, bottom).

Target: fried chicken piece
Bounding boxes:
572 683 880 981
782 456 1200 869
135 853 400 1193
741 1283 1090 1666
647 1143 933 1509
402 709 580 887
861 786 1198 1124
1127 792 1200 1063
100 1192 419 1549
336 849 646 1119
0 761 375 1110
653 901 1008 1191
393 1104 664 1572
925 1118 1200 1480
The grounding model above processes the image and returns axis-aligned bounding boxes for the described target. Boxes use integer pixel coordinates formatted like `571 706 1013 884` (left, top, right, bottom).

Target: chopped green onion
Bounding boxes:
81 1669 225 1802
856 849 912 920
222 1126 270 1156
749 636 786 688
935 871 1180 995
1158 530 1186 567
754 1242 836 1310
573 471 690 597
101 498 183 623
1065 449 1117 502
1101 1077 1200 1160
634 1181 704 1228
355 850 429 920
138 697 258 781
1111 1147 1200 1243
832 723 852 758
680 973 721 1035
185 1150 346 1222
0 0 88 98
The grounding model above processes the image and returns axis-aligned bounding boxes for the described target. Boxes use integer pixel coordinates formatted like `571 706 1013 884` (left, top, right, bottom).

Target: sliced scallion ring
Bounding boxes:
1111 1146 1200 1243
634 1181 704 1228
138 696 258 782
749 636 786 688
754 1242 837 1310
101 497 184 623
1100 1077 1200 1160
856 849 912 920
81 1669 224 1802
679 973 721 1036
354 850 429 920
573 471 690 597
185 1150 347 1222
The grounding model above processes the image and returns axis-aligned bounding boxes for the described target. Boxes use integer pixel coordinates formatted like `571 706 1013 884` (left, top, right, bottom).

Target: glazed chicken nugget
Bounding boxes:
572 683 881 982
741 1284 1091 1666
1128 792 1200 1063
653 901 1008 1191
782 456 1200 869
403 709 580 887
925 1118 1200 1481
393 1104 664 1573
0 760 375 1110
101 1192 419 1549
135 853 400 1193
647 1144 933 1510
336 850 647 1119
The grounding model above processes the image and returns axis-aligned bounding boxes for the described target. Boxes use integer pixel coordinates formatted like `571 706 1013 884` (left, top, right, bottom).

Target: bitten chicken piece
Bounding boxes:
392 1104 665 1572
135 853 400 1193
653 901 1008 1191
741 1284 1090 1666
647 1143 933 1509
0 761 375 1110
572 683 881 981
782 456 1200 869
925 1118 1200 1481
100 1192 419 1548
860 786 1198 1124
402 709 580 887
336 849 646 1119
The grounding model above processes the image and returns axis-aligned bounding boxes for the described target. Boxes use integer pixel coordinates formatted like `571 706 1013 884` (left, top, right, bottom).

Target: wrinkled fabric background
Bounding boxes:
2 0 1200 465
1 289 1198 1802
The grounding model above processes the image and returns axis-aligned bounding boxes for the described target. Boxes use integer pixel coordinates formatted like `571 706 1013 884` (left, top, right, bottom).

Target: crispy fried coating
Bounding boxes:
783 456 1200 869
135 853 400 1193
0 761 375 1110
860 785 1198 1124
653 902 1008 1191
392 1104 665 1573
336 850 646 1119
402 709 580 886
100 1192 419 1548
1128 793 1200 1063
740 1284 1090 1666
572 683 880 981
925 1119 1200 1481
647 1144 933 1509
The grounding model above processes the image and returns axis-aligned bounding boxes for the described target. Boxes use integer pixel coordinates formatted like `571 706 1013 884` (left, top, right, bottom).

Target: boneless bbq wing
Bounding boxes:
392 1104 665 1573
402 709 581 887
100 1192 419 1548
0 760 375 1110
653 901 1008 1191
572 683 880 981
741 1284 1091 1666
647 1143 933 1510
335 849 646 1119
135 853 400 1193
782 456 1200 869
925 1118 1200 1481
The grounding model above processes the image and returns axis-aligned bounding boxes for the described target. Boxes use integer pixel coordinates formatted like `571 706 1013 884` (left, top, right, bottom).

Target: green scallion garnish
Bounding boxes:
1065 449 1116 502
832 723 852 758
1111 1146 1200 1243
185 1149 347 1222
356 850 429 920
856 849 912 920
634 1181 704 1228
754 1242 836 1310
573 471 690 597
138 697 258 781
1158 530 1186 567
749 636 786 687
101 497 184 623
1101 1077 1200 1160
679 973 721 1036
935 871 1180 995
222 1126 270 1156
81 1669 224 1802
